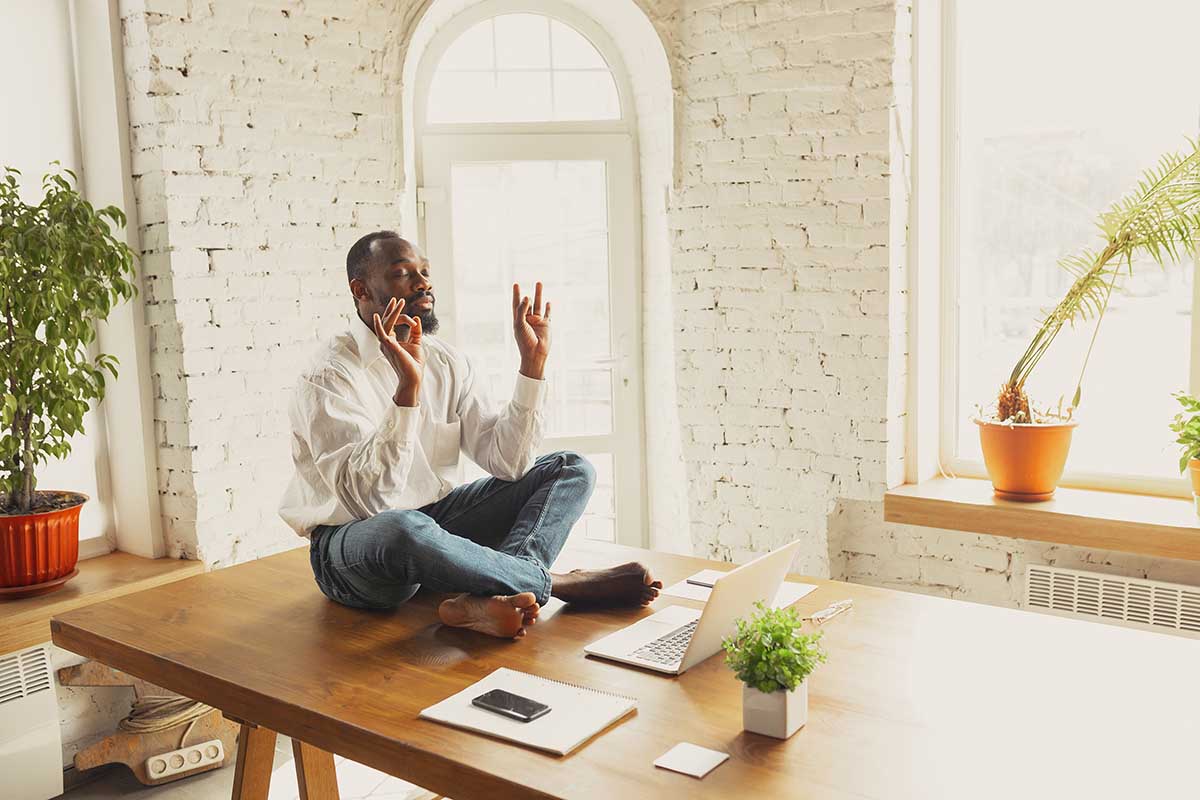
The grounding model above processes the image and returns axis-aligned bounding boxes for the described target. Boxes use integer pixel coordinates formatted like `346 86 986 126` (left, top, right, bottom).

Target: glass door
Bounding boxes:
421 133 645 546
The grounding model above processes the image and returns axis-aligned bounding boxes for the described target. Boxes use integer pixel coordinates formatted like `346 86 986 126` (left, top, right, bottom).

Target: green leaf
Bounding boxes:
0 164 135 509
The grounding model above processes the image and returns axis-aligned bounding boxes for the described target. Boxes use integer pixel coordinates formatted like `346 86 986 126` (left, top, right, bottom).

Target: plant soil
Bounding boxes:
0 491 87 516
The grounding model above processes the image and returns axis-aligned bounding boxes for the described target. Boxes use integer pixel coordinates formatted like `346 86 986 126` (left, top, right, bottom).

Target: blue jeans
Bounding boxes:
309 451 595 609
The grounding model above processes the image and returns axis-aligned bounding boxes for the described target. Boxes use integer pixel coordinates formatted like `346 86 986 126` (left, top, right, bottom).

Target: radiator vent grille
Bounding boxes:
0 646 52 706
1027 565 1200 636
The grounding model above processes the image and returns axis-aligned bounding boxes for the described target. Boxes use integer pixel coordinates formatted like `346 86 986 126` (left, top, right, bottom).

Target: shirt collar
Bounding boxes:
349 312 385 367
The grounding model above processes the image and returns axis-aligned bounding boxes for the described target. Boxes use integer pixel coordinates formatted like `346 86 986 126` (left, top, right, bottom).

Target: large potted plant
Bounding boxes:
1169 392 1200 515
722 601 827 739
0 166 136 596
977 140 1200 500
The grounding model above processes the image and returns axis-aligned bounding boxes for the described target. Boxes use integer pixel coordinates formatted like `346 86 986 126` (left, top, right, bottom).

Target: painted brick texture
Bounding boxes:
670 0 910 576
120 0 405 565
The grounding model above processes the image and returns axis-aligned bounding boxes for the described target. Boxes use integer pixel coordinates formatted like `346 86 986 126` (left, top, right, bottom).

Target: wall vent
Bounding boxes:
0 646 52 706
1026 565 1200 638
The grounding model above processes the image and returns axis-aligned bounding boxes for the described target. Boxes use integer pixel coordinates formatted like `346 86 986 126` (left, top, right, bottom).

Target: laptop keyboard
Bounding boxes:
631 620 699 666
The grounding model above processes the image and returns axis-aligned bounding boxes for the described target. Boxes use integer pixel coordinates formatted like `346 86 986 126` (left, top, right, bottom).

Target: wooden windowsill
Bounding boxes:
0 552 204 654
884 477 1200 561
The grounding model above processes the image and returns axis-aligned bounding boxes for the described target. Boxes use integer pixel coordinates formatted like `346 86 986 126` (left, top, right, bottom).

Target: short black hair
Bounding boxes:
346 230 401 283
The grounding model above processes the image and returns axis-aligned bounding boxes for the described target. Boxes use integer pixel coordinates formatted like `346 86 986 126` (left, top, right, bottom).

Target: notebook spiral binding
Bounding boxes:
531 673 636 702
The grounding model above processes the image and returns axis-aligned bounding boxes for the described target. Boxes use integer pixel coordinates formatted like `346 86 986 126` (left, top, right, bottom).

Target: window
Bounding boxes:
943 0 1200 491
1 3 116 558
428 13 620 123
417 6 646 545
0 2 162 559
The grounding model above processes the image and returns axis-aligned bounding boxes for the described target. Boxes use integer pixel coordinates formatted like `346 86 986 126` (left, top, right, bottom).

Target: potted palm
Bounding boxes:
1169 392 1200 515
977 140 1200 500
722 601 827 739
0 166 136 597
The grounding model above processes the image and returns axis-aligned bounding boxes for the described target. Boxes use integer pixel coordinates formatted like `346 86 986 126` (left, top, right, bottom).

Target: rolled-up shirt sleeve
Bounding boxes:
297 368 422 520
457 354 546 481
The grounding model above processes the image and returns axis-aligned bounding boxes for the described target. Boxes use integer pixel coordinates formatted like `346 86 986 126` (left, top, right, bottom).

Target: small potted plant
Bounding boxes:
976 139 1200 501
0 166 136 596
722 601 827 739
1169 391 1200 515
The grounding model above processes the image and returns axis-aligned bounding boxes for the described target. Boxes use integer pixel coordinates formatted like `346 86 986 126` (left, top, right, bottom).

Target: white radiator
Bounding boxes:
0 645 63 800
1025 564 1200 639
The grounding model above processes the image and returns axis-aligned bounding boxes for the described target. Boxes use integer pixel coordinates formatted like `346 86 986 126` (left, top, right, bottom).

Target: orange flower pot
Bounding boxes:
976 420 1077 501
0 492 86 595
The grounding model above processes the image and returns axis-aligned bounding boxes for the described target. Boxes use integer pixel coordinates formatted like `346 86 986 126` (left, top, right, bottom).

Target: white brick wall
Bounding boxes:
120 0 405 566
670 0 908 576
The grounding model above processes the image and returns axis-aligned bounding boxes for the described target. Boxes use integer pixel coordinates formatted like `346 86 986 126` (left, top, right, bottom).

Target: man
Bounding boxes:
280 231 660 639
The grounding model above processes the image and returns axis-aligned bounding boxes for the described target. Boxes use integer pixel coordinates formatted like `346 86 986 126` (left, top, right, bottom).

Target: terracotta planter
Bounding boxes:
742 681 807 739
0 492 86 594
1189 459 1200 516
976 420 1077 501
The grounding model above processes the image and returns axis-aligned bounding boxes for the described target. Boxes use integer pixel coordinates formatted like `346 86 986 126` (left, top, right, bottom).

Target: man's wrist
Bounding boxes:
393 386 419 407
519 357 546 381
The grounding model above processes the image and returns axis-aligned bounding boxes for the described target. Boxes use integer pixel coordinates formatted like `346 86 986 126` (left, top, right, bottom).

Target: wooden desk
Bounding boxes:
51 541 1200 799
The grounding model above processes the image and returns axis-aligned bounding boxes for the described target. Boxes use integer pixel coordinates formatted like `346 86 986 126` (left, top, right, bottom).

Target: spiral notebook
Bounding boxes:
418 667 637 756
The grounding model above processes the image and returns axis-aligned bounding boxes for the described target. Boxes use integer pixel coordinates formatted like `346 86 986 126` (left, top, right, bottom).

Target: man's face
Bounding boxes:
356 237 439 334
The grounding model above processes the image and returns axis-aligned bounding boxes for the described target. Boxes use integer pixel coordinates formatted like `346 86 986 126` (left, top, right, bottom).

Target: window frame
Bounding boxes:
412 0 649 546
73 0 165 558
936 0 1197 499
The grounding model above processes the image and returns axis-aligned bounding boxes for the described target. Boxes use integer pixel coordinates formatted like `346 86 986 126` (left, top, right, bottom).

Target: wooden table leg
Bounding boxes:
293 739 341 800
231 723 278 800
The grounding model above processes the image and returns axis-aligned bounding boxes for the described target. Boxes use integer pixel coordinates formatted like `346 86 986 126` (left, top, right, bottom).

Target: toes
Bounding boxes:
506 592 538 609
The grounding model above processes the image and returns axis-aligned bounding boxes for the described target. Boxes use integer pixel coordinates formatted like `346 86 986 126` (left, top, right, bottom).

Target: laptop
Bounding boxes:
584 540 803 675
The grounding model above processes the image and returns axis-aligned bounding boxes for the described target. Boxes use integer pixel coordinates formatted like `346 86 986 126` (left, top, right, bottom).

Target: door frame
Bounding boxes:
419 132 647 547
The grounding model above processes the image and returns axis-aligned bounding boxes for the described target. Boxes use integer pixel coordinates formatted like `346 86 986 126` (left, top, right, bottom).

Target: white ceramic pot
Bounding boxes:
742 681 807 739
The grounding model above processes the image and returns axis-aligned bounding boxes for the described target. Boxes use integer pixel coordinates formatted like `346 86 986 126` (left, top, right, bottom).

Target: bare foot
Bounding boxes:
438 592 540 639
551 562 662 607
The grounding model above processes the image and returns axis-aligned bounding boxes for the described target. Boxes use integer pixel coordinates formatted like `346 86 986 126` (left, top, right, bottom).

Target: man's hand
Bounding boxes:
513 282 551 380
372 297 424 406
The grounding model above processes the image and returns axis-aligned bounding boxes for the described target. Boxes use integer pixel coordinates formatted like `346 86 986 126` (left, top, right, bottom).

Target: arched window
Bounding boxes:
415 4 645 546
426 13 621 123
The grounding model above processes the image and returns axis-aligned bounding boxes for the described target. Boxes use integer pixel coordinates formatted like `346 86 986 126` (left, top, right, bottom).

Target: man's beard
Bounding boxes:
389 290 438 334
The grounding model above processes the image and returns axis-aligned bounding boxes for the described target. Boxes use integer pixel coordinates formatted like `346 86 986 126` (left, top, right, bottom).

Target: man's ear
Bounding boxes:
349 278 369 303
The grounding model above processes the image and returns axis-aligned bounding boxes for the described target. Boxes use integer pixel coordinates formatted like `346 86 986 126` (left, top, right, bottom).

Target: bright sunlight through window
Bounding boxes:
427 14 620 124
951 0 1200 481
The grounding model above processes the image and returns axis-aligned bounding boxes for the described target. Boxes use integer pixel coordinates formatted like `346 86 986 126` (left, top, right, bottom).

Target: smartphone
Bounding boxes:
471 689 552 723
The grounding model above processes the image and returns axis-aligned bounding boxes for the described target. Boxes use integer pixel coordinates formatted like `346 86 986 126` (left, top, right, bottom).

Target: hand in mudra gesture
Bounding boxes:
373 297 424 406
513 282 551 380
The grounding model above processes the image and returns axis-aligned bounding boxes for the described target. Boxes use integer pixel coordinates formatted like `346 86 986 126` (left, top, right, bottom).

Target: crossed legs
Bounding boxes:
308 451 661 638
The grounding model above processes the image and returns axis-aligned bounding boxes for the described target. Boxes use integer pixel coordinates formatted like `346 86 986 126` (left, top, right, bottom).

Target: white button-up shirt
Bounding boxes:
279 315 547 537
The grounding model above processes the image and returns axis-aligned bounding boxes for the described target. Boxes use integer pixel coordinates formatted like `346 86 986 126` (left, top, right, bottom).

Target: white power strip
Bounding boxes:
145 738 225 780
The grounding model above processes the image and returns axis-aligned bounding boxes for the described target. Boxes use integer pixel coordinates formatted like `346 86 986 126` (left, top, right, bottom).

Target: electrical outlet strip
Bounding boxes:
145 738 224 780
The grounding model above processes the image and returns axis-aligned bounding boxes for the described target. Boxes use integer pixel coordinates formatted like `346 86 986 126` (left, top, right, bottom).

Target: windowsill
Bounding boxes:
0 552 204 655
884 477 1200 561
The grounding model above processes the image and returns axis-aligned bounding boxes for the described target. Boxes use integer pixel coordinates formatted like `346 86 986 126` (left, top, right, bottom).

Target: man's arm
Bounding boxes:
300 369 423 520
458 283 552 480
302 298 428 518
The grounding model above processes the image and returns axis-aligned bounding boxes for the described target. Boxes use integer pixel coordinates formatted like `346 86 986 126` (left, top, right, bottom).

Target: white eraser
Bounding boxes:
653 742 730 779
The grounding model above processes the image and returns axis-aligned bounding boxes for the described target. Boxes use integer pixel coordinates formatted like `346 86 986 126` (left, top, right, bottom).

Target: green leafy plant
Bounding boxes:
1169 392 1200 474
722 601 827 693
993 139 1200 423
0 166 136 514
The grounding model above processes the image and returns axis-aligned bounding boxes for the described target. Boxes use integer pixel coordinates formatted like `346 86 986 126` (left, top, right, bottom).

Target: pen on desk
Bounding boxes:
806 599 853 625
685 577 717 588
